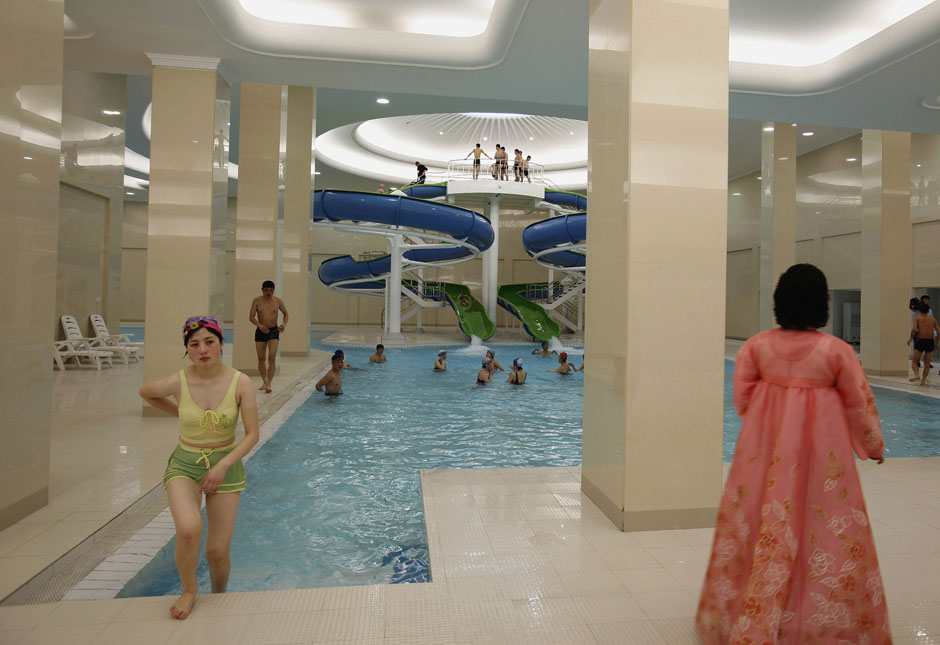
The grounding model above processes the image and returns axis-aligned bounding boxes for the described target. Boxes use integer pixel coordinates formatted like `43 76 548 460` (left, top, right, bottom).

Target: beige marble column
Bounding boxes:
280 86 314 357
232 83 282 373
582 0 728 531
759 122 797 331
142 56 222 408
860 130 912 376
0 0 63 528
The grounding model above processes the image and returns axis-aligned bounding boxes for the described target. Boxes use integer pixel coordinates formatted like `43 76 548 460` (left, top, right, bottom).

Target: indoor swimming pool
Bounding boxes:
115 340 940 598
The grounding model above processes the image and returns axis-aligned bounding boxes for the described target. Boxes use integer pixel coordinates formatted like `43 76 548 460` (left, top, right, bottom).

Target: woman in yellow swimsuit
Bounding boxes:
138 316 260 620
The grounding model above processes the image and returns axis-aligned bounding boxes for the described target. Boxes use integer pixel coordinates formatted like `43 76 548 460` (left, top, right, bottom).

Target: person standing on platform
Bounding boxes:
415 161 428 185
499 146 509 181
524 155 532 183
464 143 490 180
696 263 890 644
249 280 288 394
513 149 523 181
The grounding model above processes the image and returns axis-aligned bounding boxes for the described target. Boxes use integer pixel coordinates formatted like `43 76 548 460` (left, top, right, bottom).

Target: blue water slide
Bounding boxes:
314 189 494 286
544 190 587 211
399 183 448 200
521 212 587 269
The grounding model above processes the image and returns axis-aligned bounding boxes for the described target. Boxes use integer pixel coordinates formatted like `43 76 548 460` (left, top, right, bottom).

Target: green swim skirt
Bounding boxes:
163 443 246 493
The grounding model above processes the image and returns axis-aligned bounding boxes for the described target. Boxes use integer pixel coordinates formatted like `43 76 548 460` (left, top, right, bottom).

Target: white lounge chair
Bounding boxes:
89 314 143 362
52 340 114 371
60 315 115 368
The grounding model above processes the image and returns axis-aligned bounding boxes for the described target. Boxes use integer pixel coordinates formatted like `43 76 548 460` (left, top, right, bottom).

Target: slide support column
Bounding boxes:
483 196 500 324
386 233 405 340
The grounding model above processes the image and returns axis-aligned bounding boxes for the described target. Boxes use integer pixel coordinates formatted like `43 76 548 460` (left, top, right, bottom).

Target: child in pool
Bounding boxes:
485 349 504 372
434 350 447 371
316 355 344 394
547 352 575 374
477 358 494 383
370 344 387 363
507 358 527 384
532 341 557 356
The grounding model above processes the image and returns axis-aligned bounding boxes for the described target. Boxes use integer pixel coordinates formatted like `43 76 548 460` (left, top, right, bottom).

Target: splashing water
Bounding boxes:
549 336 584 356
451 335 490 356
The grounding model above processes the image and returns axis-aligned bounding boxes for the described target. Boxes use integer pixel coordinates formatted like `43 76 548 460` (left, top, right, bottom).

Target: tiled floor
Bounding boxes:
0 333 937 643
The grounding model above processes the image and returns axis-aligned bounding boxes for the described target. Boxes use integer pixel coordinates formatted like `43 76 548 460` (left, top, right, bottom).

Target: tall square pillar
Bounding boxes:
142 56 224 409
759 122 797 331
280 86 314 357
232 83 282 373
861 130 912 376
0 0 63 528
582 0 729 531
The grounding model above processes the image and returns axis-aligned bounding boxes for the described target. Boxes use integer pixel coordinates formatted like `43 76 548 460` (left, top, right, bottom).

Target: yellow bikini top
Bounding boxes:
178 369 241 445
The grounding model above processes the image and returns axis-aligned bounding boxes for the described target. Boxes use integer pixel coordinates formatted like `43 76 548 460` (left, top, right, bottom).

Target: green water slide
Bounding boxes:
441 283 495 340
497 283 562 342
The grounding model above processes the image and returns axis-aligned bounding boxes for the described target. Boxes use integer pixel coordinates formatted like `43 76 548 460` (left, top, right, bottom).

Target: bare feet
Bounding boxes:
170 591 197 619
265 385 272 393
910 376 920 382
258 383 266 391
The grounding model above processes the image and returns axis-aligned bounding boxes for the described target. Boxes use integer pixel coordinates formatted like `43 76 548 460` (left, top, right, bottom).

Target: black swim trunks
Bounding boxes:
254 327 280 343
473 158 480 165
914 338 936 353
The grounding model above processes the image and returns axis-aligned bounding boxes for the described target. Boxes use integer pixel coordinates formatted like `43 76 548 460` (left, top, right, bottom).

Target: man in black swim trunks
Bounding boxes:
415 161 428 185
249 280 289 393
464 143 490 180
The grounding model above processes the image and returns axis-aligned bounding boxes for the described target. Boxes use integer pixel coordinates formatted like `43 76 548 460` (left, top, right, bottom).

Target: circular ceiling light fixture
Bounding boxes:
376 97 390 105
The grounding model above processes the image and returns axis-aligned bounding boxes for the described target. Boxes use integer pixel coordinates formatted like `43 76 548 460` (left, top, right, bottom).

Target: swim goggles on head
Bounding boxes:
182 315 224 342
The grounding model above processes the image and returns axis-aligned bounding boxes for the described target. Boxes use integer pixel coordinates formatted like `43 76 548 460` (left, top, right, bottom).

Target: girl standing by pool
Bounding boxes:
139 316 259 620
696 264 889 643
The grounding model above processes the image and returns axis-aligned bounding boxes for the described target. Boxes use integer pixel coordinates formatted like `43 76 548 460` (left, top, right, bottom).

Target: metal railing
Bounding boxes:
445 159 545 184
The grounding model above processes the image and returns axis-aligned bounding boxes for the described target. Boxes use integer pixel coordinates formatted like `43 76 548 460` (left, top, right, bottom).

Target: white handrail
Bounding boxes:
445 158 545 184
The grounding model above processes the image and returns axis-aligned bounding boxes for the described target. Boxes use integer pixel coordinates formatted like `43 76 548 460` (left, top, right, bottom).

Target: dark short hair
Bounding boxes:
476 143 480 146
911 297 922 309
773 264 829 330
262 280 275 289
922 295 931 301
376 344 384 350
920 302 931 314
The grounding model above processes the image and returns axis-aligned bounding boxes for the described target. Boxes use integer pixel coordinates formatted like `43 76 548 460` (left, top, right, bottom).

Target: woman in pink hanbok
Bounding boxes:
697 264 890 644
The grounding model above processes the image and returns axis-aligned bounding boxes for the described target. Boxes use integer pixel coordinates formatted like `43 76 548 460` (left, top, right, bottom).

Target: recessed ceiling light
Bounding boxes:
762 126 774 132
802 131 814 136
791 123 797 127
921 95 940 110
23 156 32 160
126 191 134 195
192 139 198 143
313 171 321 175
845 157 857 162
102 109 121 116
483 136 488 141
529 136 534 141
569 131 574 135
916 163 923 167
756 176 762 180
815 211 821 214
376 97 390 105
732 192 742 196
438 131 444 135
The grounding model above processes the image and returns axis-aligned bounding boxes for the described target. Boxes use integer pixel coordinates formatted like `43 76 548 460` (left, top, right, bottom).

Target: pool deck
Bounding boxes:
0 332 938 643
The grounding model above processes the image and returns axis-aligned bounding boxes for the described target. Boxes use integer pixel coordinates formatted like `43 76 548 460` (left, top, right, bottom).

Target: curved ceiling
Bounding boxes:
196 0 528 69
317 113 588 189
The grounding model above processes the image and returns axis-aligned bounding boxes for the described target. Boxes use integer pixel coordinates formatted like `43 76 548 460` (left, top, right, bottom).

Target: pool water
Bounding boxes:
119 343 585 597
117 343 940 598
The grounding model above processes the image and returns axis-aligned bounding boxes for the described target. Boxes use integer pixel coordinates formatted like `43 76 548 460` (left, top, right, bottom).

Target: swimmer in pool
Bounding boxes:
477 358 494 383
547 352 575 374
370 344 387 363
316 355 344 394
485 349 504 372
434 349 447 371
507 358 527 384
333 349 353 369
532 341 557 356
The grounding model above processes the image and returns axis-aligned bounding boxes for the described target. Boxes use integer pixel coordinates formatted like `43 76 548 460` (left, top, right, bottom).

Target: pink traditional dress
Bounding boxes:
696 329 891 644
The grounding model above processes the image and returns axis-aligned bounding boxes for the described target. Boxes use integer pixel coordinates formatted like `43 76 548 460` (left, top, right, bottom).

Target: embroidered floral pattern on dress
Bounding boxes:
695 330 891 644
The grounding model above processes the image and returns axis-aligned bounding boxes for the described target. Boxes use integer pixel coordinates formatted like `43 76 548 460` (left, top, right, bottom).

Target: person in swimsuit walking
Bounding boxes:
910 302 940 386
138 316 259 620
249 280 288 393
